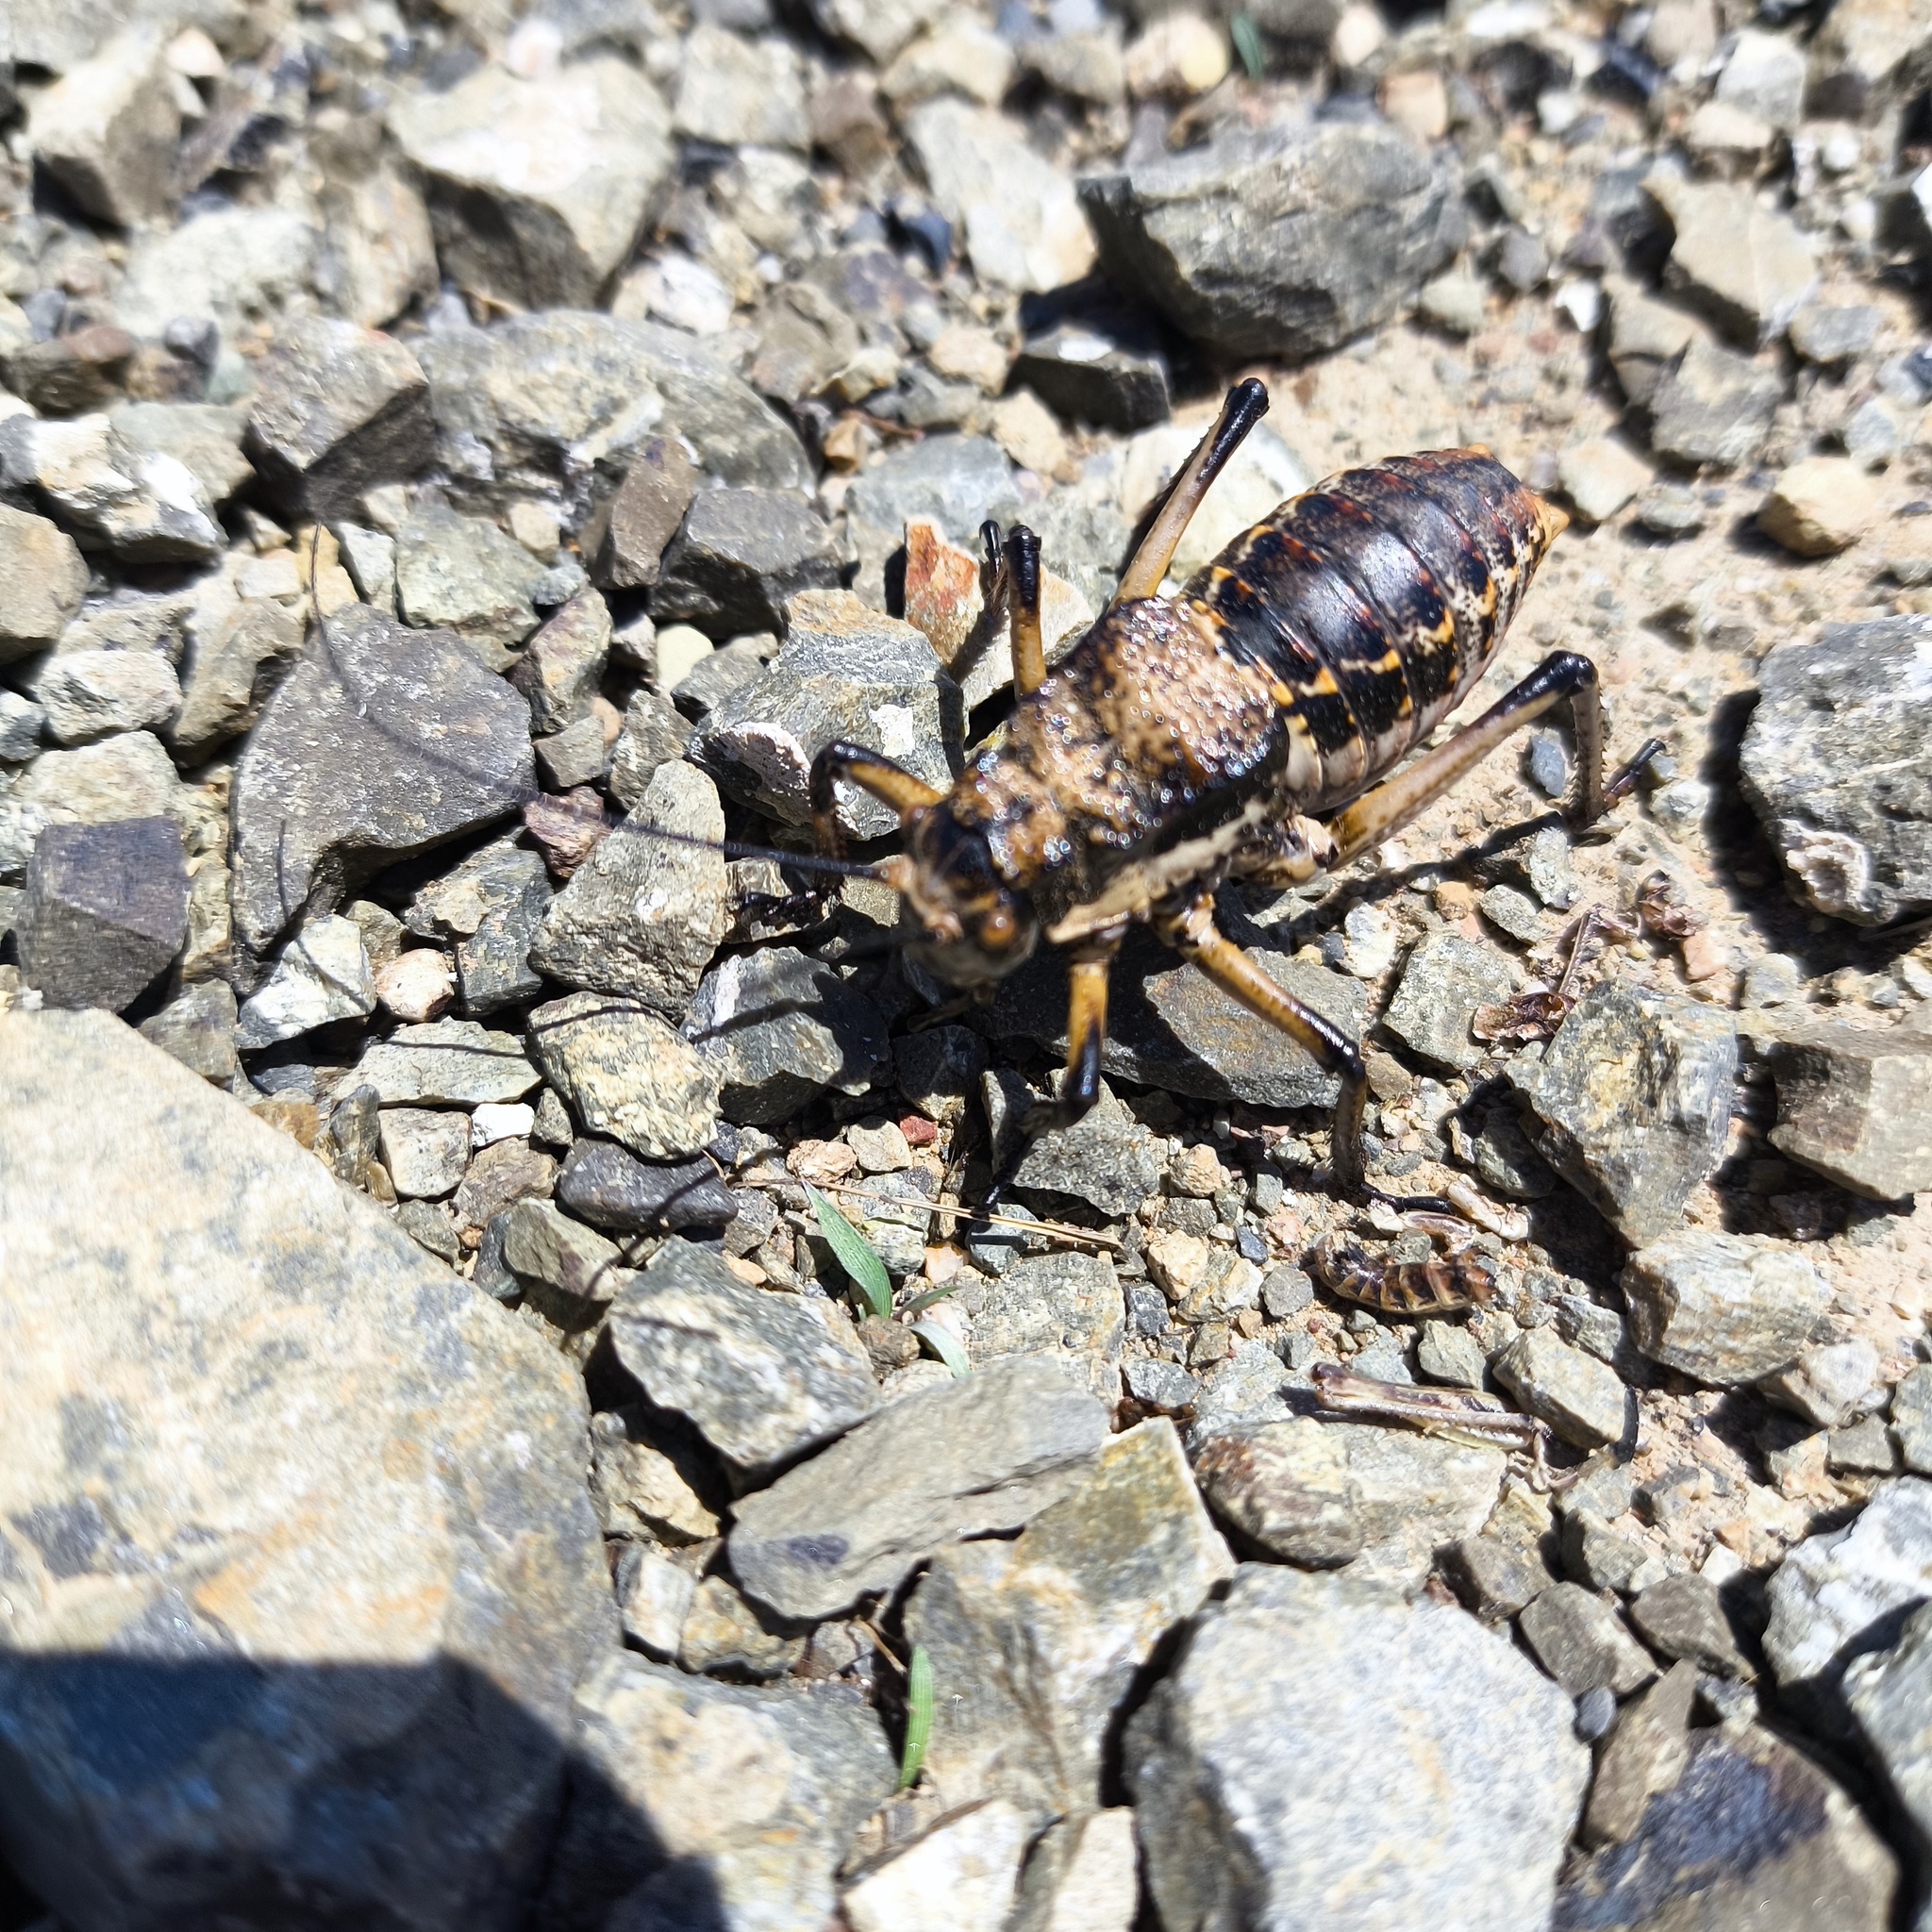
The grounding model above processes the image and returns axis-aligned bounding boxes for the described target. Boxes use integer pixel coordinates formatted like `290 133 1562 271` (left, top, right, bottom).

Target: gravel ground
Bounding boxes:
3 0 1932 1926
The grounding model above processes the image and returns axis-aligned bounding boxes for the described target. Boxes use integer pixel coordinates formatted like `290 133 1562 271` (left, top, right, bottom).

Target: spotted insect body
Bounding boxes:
1309 1232 1498 1317
787 381 1662 1208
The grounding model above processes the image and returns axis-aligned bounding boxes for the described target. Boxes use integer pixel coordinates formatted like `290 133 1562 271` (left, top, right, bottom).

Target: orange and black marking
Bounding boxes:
1310 1232 1497 1317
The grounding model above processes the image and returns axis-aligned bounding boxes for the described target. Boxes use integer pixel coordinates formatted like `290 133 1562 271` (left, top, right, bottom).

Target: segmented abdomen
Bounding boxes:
1183 450 1562 809
1311 1233 1497 1317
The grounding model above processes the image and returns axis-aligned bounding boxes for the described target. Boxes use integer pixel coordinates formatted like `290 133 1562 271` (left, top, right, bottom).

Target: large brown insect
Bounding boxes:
800 379 1662 1206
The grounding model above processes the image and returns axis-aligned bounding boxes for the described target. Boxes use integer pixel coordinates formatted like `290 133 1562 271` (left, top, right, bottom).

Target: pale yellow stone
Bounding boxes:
991 390 1070 478
1759 456 1879 557
1124 12 1230 95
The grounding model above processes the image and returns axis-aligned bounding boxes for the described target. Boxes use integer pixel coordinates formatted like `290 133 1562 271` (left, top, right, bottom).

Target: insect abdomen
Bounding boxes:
1183 450 1562 808
1311 1233 1497 1316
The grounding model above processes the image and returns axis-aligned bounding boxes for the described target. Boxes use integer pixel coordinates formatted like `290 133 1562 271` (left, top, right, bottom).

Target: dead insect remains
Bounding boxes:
1310 1222 1498 1317
634 380 1663 1206
1311 1363 1573 1491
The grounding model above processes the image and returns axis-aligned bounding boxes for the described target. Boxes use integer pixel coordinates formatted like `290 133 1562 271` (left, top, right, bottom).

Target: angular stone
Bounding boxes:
655 489 841 640
1764 1477 1932 1736
407 841 552 1018
0 1009 613 1932
843 1799 1029 1932
614 1543 696 1659
1380 933 1514 1072
28 647 180 747
112 203 318 341
1764 1341 1880 1430
1894 1367 1932 1477
1520 1583 1657 1697
1760 1021 1932 1199
729 1357 1108 1620
1557 437 1652 525
1630 1573 1750 1676
676 1574 804 1680
389 59 673 310
501 1197 625 1325
1494 1328 1633 1450
234 913 377 1048
392 506 546 661
592 1407 724 1546
137 976 242 1085
986 927 1368 1109
16 816 188 1012
0 504 89 659
1006 1808 1138 1932
1847 1599 1932 1918
843 433 1021 603
1760 456 1880 558
590 434 696 591
558 1140 737 1236
526 991 718 1158
110 402 252 510
961 1250 1126 1405
1580 1659 1698 1849
1007 1078 1164 1215
684 945 889 1126
604 1238 876 1488
903 1420 1231 1823
4 732 191 885
674 23 808 147
353 1017 541 1106
1513 981 1737 1246
0 412 222 564
1012 323 1170 433
1646 337 1783 471
229 603 535 960
904 99 1096 294
429 328 799 555
169 590 306 764
25 27 177 226
1552 1723 1897 1931
244 317 431 522
1619 1231 1832 1386
1740 618 1932 927
1079 121 1462 360
694 590 960 841
533 762 731 1015
540 1651 895 1932
377 1105 471 1199
607 686 690 814
1650 175 1817 347
509 591 608 737
1127 1566 1587 1932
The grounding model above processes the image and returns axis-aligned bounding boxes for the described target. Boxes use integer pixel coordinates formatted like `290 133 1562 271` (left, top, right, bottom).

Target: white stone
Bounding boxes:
235 915 376 1048
472 1101 537 1148
842 1799 1030 1932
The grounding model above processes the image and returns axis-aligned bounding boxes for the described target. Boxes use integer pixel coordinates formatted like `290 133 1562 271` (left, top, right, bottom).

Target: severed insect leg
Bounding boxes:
1321 650 1666 869
808 740 944 860
1113 377 1272 603
1152 890 1443 1208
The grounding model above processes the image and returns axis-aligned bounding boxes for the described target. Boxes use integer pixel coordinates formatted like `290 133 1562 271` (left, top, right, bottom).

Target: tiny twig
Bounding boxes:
818 1180 1123 1252
862 1616 906 1674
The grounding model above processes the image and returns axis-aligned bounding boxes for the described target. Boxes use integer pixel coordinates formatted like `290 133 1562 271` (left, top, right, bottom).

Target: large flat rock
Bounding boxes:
0 1010 615 1932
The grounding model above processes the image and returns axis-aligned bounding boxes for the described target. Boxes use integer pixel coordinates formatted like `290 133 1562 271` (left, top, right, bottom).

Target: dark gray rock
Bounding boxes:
1380 933 1514 1072
693 590 961 841
1646 338 1784 470
842 433 1020 600
1494 1328 1634 1450
406 839 553 1017
1124 1357 1201 1409
1763 1021 1932 1200
1552 1723 1896 1931
229 602 535 963
983 926 1367 1109
965 1249 1127 1405
1005 1075 1165 1214
1740 619 1932 926
1519 1584 1657 1697
1079 122 1464 360
1789 302 1879 367
137 976 242 1085
604 1237 878 1490
1010 323 1171 431
903 1420 1233 1825
558 1139 738 1233
16 816 188 1011
1630 1573 1750 1676
1580 1660 1696 1850
1513 981 1737 1245
417 311 809 521
169 592 306 764
684 944 890 1125
895 1024 987 1124
244 317 431 521
541 1651 894 1932
653 489 841 640
0 690 45 759
589 434 696 590
1126 1566 1587 1931
0 1009 614 1932
607 686 691 814
501 1196 625 1327
1847 1600 1932 1924
728 1356 1109 1620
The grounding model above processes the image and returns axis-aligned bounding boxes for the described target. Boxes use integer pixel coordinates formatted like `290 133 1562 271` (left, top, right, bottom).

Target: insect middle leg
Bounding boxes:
1150 888 1446 1209
1323 650 1666 870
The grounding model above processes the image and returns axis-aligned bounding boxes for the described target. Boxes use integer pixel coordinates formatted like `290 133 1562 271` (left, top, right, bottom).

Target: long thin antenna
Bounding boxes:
600 816 888 881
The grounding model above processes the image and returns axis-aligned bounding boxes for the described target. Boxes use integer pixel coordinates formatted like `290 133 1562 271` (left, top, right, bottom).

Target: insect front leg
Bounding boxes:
1322 651 1666 870
807 741 944 860
1150 889 1449 1211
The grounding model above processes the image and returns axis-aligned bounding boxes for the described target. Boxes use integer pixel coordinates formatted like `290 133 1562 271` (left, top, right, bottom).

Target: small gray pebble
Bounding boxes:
1574 1684 1617 1741
1235 1225 1269 1264
1126 1281 1171 1338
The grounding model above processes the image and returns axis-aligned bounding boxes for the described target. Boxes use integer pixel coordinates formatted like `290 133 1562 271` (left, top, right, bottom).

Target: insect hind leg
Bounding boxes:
1322 651 1665 871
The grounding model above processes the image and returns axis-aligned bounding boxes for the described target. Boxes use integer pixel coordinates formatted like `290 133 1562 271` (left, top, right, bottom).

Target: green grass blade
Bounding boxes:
898 1644 933 1791
807 1185 892 1320
1231 11 1264 76
909 1318 969 1379
899 1282 958 1319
